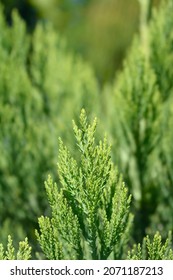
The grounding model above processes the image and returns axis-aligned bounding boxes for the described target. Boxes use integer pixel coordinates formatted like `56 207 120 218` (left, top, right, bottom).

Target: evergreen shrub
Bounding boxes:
1 0 173 259
0 235 31 260
1 110 173 260
0 5 99 251
102 0 173 241
36 109 133 260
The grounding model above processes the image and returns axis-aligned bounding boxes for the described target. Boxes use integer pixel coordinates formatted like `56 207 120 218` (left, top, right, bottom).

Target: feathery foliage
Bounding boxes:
128 231 173 260
102 0 173 241
0 235 31 260
36 109 132 260
1 0 173 260
0 5 99 250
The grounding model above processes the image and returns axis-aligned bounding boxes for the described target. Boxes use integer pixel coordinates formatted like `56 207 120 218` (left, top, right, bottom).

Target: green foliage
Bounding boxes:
146 0 173 236
0 5 99 250
102 0 173 241
103 41 163 241
36 109 132 260
149 0 173 100
0 1 162 84
0 0 37 29
29 0 140 83
1 0 173 260
0 235 31 260
128 232 173 260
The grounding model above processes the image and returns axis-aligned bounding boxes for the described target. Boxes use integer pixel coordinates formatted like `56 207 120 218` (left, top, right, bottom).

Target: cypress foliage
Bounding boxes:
1 110 173 260
0 5 99 249
128 231 173 260
0 235 31 260
1 0 173 259
148 0 173 236
36 109 132 260
102 0 173 241
149 0 173 100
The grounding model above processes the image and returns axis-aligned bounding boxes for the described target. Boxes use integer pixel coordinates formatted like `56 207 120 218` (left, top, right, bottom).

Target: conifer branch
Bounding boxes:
128 231 173 260
36 109 132 259
0 235 31 260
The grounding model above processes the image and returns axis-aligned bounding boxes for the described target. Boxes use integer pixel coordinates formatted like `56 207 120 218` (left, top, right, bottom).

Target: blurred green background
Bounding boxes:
0 0 161 84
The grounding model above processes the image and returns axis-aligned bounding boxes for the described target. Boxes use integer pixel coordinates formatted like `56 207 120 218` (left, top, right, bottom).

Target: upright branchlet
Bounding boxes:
128 231 173 260
0 235 31 260
36 109 132 259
